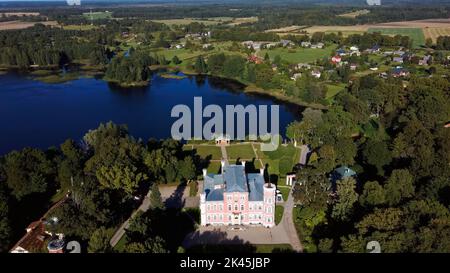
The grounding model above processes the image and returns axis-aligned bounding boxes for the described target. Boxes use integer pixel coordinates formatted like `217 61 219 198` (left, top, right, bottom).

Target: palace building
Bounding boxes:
200 161 276 228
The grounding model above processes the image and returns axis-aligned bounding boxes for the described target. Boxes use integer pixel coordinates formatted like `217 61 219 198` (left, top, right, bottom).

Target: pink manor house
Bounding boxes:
200 161 276 228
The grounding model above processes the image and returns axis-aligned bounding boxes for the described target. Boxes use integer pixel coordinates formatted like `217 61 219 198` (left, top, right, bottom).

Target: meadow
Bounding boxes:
259 45 336 64
368 27 425 47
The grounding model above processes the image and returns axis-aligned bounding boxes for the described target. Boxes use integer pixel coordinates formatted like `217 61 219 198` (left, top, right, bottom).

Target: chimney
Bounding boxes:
202 168 207 177
260 168 264 176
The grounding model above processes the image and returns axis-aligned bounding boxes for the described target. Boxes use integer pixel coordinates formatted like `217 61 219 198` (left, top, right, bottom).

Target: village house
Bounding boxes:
331 55 342 64
350 63 358 71
311 70 321 78
242 41 266 50
200 162 276 228
202 43 213 49
301 41 311 48
296 63 311 70
419 55 431 66
392 67 409 78
280 39 293 47
336 48 347 56
10 197 68 253
310 42 324 49
247 55 264 64
365 45 381 54
291 73 302 80
393 56 404 63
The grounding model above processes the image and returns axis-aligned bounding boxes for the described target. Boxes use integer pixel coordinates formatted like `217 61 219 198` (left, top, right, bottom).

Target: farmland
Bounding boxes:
0 20 57 30
259 45 337 64
368 28 425 47
152 17 258 26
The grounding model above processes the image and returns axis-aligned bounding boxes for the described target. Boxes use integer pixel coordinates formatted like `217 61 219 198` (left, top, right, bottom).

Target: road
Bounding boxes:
109 192 151 247
280 187 303 252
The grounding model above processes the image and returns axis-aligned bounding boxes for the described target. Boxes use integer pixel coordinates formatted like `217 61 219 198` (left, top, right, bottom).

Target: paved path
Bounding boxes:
220 145 229 164
280 187 303 252
110 192 151 247
299 145 310 165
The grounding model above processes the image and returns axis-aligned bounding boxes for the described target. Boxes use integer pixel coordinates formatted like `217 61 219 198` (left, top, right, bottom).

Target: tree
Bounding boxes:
150 183 164 209
88 227 114 253
359 181 385 208
177 156 196 182
332 177 358 221
172 55 181 65
362 140 392 176
384 169 415 206
293 167 329 212
4 148 54 200
194 55 207 74
0 183 11 252
425 38 433 48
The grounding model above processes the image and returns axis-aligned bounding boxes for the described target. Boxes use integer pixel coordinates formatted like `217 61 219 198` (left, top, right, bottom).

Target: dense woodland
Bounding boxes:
287 74 450 252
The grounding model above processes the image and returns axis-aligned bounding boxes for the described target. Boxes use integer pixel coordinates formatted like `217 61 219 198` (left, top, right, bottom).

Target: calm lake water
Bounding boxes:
0 72 302 155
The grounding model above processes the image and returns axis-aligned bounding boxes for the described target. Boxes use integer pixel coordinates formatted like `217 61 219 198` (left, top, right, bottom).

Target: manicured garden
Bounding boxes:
275 205 284 225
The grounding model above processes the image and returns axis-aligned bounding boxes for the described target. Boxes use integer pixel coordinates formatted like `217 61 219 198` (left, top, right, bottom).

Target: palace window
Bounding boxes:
240 204 244 211
228 205 232 211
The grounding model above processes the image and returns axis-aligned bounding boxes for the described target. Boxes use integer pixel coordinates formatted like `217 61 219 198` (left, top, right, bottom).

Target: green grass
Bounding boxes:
255 144 299 180
207 161 222 173
113 235 127 252
82 11 112 20
259 45 337 64
368 28 425 48
325 83 346 100
184 144 222 160
255 244 292 253
278 186 290 201
226 144 256 160
275 205 284 225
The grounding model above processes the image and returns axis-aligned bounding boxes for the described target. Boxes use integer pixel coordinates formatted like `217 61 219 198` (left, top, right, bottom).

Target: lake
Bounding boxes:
0 72 302 155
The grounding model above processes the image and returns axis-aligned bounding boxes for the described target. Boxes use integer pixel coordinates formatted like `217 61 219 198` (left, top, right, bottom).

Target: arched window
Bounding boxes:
228 205 232 211
240 204 244 211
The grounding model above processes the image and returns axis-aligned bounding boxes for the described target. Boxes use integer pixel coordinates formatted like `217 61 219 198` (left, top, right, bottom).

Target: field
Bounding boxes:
153 17 257 27
368 28 425 47
0 20 57 30
423 27 450 42
265 25 305 33
82 11 112 20
338 9 370 18
1 12 40 17
302 18 450 42
259 45 336 64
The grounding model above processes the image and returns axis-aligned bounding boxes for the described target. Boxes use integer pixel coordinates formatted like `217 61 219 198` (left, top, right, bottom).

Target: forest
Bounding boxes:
0 122 199 253
286 74 450 252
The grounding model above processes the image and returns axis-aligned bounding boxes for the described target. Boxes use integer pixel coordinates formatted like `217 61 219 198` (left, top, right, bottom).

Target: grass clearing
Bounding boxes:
259 45 336 64
325 83 346 100
368 27 425 47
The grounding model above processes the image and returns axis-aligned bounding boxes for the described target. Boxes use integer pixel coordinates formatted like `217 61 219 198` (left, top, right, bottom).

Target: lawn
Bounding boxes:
325 83 346 100
278 186 290 201
184 144 222 160
275 205 284 225
254 144 300 182
368 28 425 48
259 45 336 64
113 235 127 252
207 161 222 174
226 143 256 160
